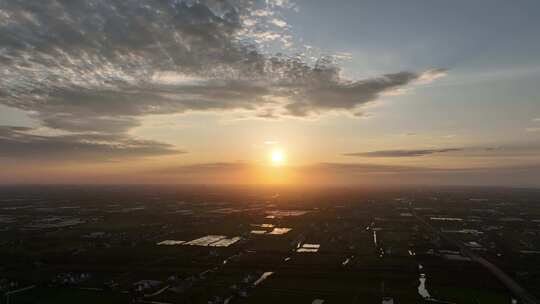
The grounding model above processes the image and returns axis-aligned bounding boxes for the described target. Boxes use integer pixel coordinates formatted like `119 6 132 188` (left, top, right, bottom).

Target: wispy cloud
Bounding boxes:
344 144 540 158
343 148 462 158
270 18 288 28
147 161 540 187
0 126 182 161
415 68 448 84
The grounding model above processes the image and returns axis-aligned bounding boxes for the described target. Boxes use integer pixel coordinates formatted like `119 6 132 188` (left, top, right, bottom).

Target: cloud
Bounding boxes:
302 162 540 187
265 0 296 9
146 161 540 187
270 18 287 28
416 68 448 84
304 162 434 174
0 0 448 163
0 0 445 135
154 162 249 175
150 161 475 177
1 0 268 133
344 144 540 158
283 69 422 116
149 162 432 182
343 148 462 158
0 126 181 161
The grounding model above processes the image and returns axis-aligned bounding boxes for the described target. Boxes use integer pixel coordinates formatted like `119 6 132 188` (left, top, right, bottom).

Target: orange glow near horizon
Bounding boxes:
257 164 294 184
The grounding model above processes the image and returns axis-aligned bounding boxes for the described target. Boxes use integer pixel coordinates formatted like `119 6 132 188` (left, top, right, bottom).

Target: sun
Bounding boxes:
270 149 285 166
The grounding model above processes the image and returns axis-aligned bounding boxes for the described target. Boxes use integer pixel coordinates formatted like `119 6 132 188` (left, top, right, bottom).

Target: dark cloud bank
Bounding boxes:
0 0 443 160
150 162 540 187
0 126 180 160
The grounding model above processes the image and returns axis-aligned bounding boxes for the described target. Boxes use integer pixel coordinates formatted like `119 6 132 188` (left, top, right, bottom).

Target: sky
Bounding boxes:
1 0 540 186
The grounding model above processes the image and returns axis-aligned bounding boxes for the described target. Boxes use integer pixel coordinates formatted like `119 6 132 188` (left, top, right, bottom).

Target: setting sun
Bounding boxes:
270 149 285 166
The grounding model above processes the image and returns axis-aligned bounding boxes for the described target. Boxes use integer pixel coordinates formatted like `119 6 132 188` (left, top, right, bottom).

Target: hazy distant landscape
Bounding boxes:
0 185 539 303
